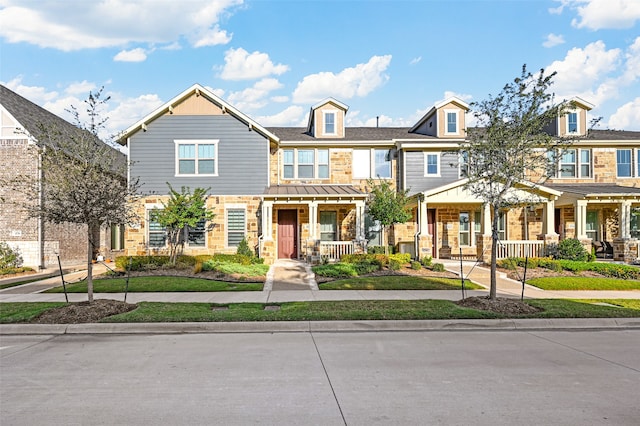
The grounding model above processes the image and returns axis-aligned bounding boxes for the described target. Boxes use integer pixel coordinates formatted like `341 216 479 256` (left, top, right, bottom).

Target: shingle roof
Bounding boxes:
264 184 367 197
548 183 640 196
266 127 435 142
587 129 640 140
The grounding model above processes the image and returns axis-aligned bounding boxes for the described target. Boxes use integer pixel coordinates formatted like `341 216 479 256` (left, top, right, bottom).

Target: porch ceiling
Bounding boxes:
420 179 557 204
548 183 640 206
263 184 368 202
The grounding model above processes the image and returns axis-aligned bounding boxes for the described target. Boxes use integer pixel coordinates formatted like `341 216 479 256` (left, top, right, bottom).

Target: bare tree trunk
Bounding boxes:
490 209 499 300
87 225 94 303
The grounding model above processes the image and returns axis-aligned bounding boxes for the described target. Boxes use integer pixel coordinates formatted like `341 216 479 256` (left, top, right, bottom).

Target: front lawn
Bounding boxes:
319 275 482 290
2 299 639 324
44 276 263 293
527 277 640 291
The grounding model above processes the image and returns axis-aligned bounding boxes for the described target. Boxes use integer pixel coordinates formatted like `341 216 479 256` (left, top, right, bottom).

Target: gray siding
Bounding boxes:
404 150 461 195
130 115 269 195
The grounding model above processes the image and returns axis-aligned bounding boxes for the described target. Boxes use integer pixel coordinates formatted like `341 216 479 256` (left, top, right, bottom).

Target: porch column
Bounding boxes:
355 200 366 241
419 196 429 235
261 201 273 240
478 202 493 264
308 201 318 239
542 199 557 236
575 200 588 240
619 200 632 239
482 203 492 236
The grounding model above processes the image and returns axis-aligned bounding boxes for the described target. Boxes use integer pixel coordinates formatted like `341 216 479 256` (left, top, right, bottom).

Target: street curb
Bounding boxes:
2 318 640 335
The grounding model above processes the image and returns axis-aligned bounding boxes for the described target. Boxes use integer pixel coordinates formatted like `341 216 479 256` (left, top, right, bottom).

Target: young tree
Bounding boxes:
150 185 215 265
366 179 413 254
9 88 140 303
464 65 574 299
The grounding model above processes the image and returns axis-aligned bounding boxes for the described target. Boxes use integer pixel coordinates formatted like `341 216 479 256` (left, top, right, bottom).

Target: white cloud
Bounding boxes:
114 48 147 62
409 56 422 65
543 33 565 48
0 0 242 51
64 80 97 96
108 93 164 137
292 55 392 104
443 91 473 102
607 97 640 130
569 0 640 30
219 48 289 80
271 95 289 103
226 78 284 111
255 105 305 126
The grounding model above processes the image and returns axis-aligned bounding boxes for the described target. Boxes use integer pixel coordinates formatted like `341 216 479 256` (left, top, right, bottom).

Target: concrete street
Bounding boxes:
1 329 639 425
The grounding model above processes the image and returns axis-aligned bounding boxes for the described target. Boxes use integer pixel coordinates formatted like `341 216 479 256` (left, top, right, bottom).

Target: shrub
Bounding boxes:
0 242 23 269
432 263 445 272
389 253 411 265
115 255 171 271
367 245 395 254
202 259 269 276
556 239 590 262
236 237 254 258
312 263 358 278
388 259 401 271
211 253 264 265
411 261 422 270
421 256 433 267
341 253 388 267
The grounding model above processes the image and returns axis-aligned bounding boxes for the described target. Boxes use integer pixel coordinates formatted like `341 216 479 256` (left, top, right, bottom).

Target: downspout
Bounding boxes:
414 194 422 262
37 147 45 269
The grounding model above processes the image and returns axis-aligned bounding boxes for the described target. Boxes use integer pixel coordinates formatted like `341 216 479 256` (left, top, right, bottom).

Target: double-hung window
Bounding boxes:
319 211 337 241
567 112 578 134
175 140 217 176
425 153 440 176
186 219 206 247
586 211 598 241
148 211 167 248
459 212 470 246
227 208 246 248
617 149 633 177
283 149 330 179
352 149 392 179
559 149 576 177
551 149 591 178
324 111 336 135
445 111 457 134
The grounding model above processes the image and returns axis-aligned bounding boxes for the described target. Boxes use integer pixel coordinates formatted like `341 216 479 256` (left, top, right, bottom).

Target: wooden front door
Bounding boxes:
278 210 298 259
428 209 436 255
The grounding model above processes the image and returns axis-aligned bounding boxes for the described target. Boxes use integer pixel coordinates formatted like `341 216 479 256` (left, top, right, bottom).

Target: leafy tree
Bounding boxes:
6 88 140 303
150 185 215 265
0 242 23 269
464 65 575 299
236 237 253 258
366 179 412 254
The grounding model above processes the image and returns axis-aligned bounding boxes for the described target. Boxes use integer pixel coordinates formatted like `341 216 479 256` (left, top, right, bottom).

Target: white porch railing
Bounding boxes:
320 241 354 262
495 240 545 259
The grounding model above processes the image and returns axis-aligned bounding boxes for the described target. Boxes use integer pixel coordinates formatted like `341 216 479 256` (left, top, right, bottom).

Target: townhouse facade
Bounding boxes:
0 85 124 268
118 84 640 265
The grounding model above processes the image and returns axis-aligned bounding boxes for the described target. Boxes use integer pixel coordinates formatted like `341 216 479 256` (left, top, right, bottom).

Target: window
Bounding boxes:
186 219 206 247
459 212 470 246
365 214 382 246
550 149 592 178
446 111 457 134
319 211 337 241
567 112 578 133
282 149 330 179
497 212 506 241
110 224 125 250
459 151 469 178
227 209 246 247
631 207 640 239
425 153 440 176
175 140 217 176
586 211 598 241
324 111 336 135
352 148 392 179
474 210 482 237
617 149 632 177
148 212 167 248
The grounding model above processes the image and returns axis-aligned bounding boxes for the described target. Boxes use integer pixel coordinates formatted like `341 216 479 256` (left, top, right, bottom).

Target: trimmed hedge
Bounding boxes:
115 254 263 271
312 263 358 278
498 257 640 280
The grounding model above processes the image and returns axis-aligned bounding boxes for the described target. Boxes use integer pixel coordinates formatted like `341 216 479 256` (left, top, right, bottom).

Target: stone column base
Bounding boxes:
416 235 433 260
477 235 493 264
613 238 639 263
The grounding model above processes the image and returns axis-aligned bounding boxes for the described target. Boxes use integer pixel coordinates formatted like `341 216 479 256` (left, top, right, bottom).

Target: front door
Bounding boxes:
278 210 297 259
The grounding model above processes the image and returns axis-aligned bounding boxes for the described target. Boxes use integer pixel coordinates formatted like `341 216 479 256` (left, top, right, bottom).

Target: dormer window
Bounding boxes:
568 112 578 133
445 110 458 135
324 111 336 135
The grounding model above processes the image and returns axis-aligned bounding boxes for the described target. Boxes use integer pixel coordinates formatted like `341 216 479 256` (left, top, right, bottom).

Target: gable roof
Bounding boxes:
568 96 595 111
409 96 470 133
117 83 280 145
306 97 349 134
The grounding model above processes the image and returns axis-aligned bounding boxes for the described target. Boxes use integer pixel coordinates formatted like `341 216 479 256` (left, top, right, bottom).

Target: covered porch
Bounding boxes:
259 185 368 264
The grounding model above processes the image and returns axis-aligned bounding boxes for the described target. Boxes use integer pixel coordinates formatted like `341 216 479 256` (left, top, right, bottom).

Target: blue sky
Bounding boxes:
1 0 639 140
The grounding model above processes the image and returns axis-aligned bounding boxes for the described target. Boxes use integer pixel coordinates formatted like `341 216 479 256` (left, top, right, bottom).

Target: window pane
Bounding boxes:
283 150 294 164
426 154 438 175
560 149 576 177
199 144 214 158
568 112 577 133
459 212 469 246
353 149 371 178
561 149 575 163
580 149 591 177
198 159 215 174
283 165 294 178
325 113 335 134
474 211 481 233
148 213 166 247
298 165 313 178
179 144 195 159
631 207 640 239
560 165 576 178
617 149 632 177
188 219 206 247
298 150 314 164
179 159 195 174
227 209 245 247
318 165 329 179
320 211 337 241
318 149 329 164
374 149 391 178
447 112 456 133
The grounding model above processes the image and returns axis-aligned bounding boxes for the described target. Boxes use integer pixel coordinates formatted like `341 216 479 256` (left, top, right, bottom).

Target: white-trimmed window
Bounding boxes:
424 153 440 176
586 211 598 241
617 149 633 178
352 148 392 179
323 111 336 135
550 148 592 178
227 208 246 248
567 112 578 134
459 212 470 246
320 211 337 241
283 148 330 179
148 211 167 248
186 219 206 247
459 151 469 178
445 110 458 134
175 140 218 176
497 212 506 241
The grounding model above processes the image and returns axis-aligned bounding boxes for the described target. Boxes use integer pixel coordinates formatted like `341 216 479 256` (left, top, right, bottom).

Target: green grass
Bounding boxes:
3 298 638 324
0 302 67 323
319 275 482 290
527 277 640 291
43 276 263 293
0 276 48 290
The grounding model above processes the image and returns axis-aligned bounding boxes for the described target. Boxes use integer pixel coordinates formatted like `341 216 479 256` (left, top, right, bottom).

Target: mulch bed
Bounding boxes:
32 299 138 324
456 296 543 315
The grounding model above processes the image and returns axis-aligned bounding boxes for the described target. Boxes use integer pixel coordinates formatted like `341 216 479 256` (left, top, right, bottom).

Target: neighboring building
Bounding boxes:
118 84 640 264
0 85 125 268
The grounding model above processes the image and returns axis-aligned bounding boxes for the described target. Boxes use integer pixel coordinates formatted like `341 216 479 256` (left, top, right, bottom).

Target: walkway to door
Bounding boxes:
265 259 318 291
